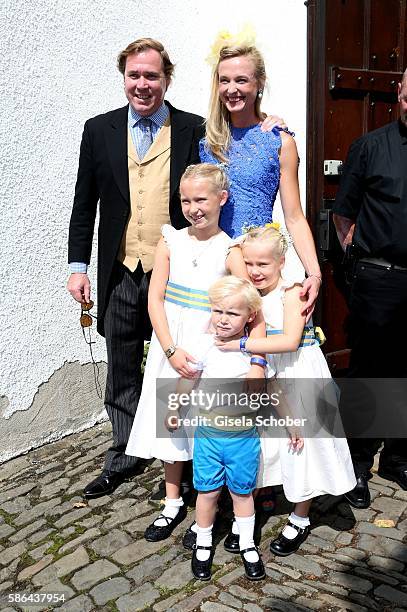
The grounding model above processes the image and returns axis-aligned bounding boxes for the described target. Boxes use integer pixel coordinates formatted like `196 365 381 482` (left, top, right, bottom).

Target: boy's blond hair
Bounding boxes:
242 225 288 259
180 163 230 192
208 276 261 313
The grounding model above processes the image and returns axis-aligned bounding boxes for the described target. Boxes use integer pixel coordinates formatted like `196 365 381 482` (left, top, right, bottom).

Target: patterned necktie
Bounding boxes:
137 118 153 160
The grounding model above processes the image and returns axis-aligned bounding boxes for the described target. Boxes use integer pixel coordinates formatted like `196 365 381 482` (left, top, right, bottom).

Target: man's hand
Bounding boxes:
214 338 240 352
169 348 199 379
333 214 355 251
260 114 287 132
300 276 321 323
67 273 91 303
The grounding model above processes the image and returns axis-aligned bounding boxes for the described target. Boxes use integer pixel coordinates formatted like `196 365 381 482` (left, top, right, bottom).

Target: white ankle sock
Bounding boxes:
196 524 213 561
231 518 239 535
153 496 183 527
282 512 310 540
235 514 258 562
191 506 218 535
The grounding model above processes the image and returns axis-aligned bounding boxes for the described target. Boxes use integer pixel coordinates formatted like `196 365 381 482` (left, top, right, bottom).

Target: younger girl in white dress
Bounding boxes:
125 164 263 543
217 225 356 556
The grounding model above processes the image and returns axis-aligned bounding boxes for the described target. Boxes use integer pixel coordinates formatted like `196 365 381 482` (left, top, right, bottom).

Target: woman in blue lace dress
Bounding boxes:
200 43 321 315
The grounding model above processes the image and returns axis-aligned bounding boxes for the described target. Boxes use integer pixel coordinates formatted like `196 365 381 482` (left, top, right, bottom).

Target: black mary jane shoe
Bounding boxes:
269 521 310 557
191 545 213 581
224 531 240 553
240 547 265 580
182 522 197 550
144 505 187 542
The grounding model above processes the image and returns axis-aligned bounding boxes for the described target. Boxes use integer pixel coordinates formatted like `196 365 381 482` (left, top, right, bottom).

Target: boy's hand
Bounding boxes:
214 338 240 352
244 365 266 394
169 348 199 378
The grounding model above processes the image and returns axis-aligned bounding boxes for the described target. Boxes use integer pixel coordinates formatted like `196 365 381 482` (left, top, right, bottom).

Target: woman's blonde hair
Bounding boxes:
205 45 267 163
208 276 262 313
242 225 288 259
180 163 230 192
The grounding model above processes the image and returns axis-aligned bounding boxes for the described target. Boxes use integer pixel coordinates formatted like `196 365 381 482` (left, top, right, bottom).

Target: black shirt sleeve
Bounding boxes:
333 137 368 221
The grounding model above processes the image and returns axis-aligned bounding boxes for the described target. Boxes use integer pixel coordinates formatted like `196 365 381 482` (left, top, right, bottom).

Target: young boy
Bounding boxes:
168 276 271 581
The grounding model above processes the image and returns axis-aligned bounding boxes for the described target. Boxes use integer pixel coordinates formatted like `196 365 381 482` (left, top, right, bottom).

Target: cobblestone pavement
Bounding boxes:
0 423 406 612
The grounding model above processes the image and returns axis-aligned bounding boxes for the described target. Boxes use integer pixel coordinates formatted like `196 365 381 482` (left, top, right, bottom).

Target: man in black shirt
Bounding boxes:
333 69 407 508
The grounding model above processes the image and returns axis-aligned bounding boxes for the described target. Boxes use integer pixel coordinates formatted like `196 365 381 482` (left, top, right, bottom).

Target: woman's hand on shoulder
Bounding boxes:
260 114 287 133
300 276 321 322
168 348 199 378
285 282 306 302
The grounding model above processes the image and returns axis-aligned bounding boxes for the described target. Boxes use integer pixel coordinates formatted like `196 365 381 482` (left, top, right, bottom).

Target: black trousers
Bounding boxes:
103 261 152 472
346 260 407 476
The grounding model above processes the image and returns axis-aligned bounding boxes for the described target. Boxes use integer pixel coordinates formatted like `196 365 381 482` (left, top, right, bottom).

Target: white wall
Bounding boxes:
0 0 307 461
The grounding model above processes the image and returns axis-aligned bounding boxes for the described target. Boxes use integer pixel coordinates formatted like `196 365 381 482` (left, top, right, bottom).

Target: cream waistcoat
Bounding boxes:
118 118 171 272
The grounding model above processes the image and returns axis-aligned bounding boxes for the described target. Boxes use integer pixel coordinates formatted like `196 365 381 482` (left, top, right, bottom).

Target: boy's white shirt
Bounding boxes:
183 334 273 430
188 333 275 379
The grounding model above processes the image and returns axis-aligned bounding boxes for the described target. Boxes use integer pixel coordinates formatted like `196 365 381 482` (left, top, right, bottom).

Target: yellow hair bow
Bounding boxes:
206 24 257 66
314 326 326 346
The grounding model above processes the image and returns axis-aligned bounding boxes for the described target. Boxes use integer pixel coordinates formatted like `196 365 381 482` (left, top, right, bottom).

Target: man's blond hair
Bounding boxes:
117 38 175 79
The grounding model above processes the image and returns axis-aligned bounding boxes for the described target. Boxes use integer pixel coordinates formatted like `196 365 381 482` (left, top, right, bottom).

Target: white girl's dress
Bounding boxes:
257 280 356 501
125 225 232 463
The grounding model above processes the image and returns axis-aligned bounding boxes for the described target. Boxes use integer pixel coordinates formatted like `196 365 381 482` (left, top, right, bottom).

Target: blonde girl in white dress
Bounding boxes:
125 164 265 543
217 225 356 556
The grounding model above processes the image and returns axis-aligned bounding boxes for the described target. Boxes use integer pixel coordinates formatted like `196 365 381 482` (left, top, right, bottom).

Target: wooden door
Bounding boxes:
306 0 406 372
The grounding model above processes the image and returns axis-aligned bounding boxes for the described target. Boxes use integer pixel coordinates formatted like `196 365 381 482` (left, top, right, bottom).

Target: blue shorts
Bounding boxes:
193 426 260 495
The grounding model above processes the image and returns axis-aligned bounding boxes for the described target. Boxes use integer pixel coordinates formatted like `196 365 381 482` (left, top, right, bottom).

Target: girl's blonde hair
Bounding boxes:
180 163 229 192
205 45 267 163
208 276 262 313
242 225 288 259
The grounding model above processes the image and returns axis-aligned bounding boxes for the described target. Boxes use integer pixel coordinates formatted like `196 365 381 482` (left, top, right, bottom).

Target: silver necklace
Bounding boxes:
191 233 220 267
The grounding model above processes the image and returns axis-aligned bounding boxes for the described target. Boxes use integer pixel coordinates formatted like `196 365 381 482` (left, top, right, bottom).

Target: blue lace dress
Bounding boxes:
199 124 286 237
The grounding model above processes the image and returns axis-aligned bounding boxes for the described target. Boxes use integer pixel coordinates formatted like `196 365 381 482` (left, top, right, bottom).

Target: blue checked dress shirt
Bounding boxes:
70 103 170 274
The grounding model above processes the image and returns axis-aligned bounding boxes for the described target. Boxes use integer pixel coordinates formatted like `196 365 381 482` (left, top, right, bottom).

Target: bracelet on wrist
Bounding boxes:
240 336 250 354
164 344 177 359
308 274 322 284
250 356 268 368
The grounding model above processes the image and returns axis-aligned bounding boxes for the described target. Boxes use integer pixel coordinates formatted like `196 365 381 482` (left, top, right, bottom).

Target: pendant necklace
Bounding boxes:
191 233 220 267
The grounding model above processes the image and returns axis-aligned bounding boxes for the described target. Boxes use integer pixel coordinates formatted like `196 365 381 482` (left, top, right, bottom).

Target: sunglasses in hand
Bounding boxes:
79 300 102 398
80 299 95 329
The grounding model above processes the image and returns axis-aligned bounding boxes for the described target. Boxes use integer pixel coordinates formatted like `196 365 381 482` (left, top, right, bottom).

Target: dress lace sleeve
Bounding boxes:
226 234 245 256
161 224 177 249
199 138 211 163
